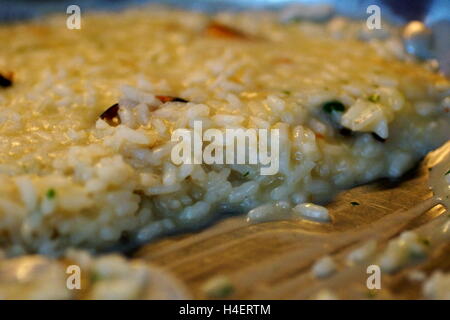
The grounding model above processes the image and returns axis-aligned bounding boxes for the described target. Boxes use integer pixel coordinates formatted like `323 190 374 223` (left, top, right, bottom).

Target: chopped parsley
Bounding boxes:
243 171 250 177
208 283 234 298
323 100 345 113
90 272 103 283
366 290 378 299
409 249 427 260
350 201 360 206
202 276 234 298
445 169 450 176
46 188 56 199
288 17 303 23
282 90 291 96
368 93 381 103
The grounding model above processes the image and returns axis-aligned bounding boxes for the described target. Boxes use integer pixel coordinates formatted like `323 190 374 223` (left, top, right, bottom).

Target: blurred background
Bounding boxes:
0 0 448 73
0 0 449 24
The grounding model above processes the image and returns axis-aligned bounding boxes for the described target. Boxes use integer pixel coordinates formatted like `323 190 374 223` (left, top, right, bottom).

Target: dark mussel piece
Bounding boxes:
0 72 13 88
338 127 386 142
371 132 386 142
339 127 354 137
99 103 120 126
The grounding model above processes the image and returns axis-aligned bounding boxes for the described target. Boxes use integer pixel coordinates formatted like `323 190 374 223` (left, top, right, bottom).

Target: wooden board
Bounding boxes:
134 149 449 299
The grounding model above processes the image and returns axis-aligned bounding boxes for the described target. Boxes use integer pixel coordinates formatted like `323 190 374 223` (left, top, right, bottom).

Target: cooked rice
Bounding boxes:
0 7 448 256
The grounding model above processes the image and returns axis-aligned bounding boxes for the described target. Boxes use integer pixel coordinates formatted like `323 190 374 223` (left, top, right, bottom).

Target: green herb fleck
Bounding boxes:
350 201 360 206
445 169 450 176
243 171 250 177
323 100 345 114
282 90 291 96
288 17 303 23
409 249 427 261
90 272 103 283
202 276 234 299
366 290 378 299
368 93 381 103
46 188 56 199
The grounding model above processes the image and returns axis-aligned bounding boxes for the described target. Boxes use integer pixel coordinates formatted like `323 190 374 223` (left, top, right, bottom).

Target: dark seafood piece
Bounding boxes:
0 72 13 88
99 103 120 126
155 95 189 103
371 132 386 142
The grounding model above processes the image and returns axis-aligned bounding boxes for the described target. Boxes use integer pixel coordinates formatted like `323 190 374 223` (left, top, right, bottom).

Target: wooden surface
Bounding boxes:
134 151 449 299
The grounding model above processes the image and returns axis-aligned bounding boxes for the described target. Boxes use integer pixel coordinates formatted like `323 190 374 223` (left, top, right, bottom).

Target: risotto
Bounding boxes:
0 7 449 256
